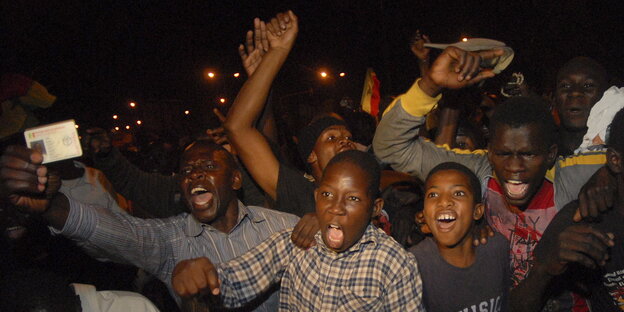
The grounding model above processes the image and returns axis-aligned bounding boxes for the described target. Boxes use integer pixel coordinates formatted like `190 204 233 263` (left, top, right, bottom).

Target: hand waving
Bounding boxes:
420 47 504 96
239 18 269 77
266 11 298 52
410 30 431 61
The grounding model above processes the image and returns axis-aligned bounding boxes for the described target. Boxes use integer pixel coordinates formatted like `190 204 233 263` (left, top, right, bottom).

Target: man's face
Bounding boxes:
423 169 483 249
179 144 240 224
556 70 607 131
315 162 381 252
309 125 356 171
488 124 556 209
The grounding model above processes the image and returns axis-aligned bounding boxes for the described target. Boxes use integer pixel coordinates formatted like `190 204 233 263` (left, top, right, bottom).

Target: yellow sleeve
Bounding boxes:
382 78 442 117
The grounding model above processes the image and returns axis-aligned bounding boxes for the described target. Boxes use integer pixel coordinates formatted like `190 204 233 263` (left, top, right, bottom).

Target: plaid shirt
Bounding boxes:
217 224 425 311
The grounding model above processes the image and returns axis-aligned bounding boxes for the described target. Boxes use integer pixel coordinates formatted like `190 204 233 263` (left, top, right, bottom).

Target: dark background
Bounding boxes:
2 0 623 135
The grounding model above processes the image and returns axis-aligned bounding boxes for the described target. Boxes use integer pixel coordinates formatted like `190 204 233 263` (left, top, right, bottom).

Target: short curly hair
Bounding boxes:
490 96 557 150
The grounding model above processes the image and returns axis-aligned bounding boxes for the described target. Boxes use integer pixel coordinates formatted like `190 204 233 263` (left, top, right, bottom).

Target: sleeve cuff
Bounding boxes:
396 78 441 117
59 199 97 240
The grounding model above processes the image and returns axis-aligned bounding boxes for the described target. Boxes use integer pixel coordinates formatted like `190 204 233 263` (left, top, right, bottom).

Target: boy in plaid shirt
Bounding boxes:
172 149 425 311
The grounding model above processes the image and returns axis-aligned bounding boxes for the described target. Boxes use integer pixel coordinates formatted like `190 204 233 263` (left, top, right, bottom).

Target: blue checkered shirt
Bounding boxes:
217 224 425 311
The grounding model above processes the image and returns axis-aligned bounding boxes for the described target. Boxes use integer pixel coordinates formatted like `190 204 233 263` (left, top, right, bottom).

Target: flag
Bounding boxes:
360 68 380 118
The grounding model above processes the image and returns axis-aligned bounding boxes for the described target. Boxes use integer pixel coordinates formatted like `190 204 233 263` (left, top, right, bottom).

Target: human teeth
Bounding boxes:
437 214 456 222
329 224 340 229
507 180 523 184
191 187 208 195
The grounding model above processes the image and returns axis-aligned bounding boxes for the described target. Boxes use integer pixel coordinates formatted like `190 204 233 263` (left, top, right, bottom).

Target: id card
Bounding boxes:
24 120 83 164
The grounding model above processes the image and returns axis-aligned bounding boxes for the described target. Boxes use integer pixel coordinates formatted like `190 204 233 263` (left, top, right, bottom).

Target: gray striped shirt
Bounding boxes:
61 199 299 311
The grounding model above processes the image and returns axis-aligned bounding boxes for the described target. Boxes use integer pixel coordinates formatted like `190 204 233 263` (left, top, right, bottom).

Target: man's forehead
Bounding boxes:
182 145 227 163
491 124 547 150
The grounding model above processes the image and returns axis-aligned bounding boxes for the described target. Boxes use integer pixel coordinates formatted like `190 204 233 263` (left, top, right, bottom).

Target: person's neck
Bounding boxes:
210 200 240 233
436 233 476 268
559 127 586 155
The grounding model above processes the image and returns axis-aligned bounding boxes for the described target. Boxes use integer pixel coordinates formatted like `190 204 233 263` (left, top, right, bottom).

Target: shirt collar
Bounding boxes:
314 223 379 257
183 200 266 237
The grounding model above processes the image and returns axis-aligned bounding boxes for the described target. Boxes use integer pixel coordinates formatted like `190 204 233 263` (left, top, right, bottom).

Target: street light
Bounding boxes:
129 102 137 108
125 125 130 130
75 124 79 129
233 73 240 78
339 72 346 77
320 71 328 78
207 72 215 79
219 98 226 104
136 120 142 125
184 110 190 115
462 37 468 42
114 126 120 131
113 115 118 119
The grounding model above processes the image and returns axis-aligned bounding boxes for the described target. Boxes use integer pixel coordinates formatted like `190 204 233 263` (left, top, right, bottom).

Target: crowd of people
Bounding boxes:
1 9 624 312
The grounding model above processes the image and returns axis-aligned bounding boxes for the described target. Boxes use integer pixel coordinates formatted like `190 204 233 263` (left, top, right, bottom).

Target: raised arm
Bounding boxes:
373 47 501 180
410 30 431 78
84 128 182 217
1 145 69 229
224 11 298 200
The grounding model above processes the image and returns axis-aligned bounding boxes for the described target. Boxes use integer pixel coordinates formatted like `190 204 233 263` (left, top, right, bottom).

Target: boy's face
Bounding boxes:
488 124 556 209
423 169 483 248
315 162 382 252
308 125 356 171
556 69 607 131
179 144 241 224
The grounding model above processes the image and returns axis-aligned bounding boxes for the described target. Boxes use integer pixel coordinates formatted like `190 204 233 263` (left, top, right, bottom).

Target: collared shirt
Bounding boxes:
61 199 299 311
217 224 425 311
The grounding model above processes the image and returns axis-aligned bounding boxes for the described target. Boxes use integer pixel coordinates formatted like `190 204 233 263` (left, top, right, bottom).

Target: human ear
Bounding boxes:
607 148 622 174
372 198 384 218
307 151 317 164
231 170 242 190
547 144 558 165
415 211 431 234
473 203 485 220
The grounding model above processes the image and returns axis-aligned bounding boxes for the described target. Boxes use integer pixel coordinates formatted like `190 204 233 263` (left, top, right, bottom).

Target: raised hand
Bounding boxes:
0 145 50 213
410 30 431 61
419 47 504 97
239 18 269 77
172 257 221 298
265 10 298 52
206 108 237 154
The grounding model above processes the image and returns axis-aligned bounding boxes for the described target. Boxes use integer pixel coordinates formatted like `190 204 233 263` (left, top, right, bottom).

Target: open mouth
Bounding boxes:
504 180 529 199
325 224 344 249
190 186 213 206
5 225 27 239
435 211 457 231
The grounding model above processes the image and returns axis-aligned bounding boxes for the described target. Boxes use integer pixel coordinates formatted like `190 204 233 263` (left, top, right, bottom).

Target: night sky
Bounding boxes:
2 0 623 134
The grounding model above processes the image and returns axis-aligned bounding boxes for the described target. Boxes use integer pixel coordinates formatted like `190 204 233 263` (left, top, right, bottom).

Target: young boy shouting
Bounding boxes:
172 150 425 311
410 162 510 311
